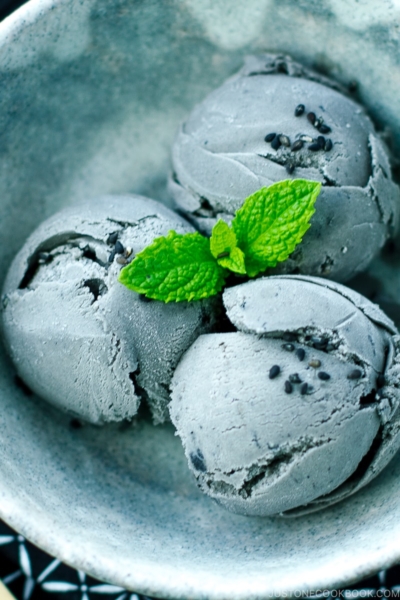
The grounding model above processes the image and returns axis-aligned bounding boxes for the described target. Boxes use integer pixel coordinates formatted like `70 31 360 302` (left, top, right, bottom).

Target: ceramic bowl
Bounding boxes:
1 1 400 598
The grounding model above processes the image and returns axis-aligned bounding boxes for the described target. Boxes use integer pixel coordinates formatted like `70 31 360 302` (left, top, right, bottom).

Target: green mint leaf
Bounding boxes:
218 246 247 274
210 219 246 275
118 230 228 302
232 179 321 277
210 219 237 258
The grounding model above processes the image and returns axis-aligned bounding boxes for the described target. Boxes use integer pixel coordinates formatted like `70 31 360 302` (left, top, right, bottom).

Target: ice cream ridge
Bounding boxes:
2 54 400 518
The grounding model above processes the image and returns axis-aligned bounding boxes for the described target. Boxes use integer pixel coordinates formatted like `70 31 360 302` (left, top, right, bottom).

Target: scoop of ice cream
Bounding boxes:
168 54 400 282
170 276 400 516
1 195 216 425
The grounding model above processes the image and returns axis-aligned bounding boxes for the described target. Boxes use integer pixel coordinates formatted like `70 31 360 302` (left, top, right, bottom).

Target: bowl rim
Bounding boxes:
0 0 58 47
3 481 400 600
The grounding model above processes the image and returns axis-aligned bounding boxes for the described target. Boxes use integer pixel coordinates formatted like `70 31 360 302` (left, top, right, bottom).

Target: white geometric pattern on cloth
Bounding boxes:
0 526 398 600
0 532 144 600
0 533 61 600
42 570 127 600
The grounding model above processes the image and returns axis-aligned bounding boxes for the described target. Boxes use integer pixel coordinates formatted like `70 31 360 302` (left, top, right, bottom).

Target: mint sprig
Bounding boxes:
118 230 227 302
232 179 321 277
118 179 321 302
210 219 246 275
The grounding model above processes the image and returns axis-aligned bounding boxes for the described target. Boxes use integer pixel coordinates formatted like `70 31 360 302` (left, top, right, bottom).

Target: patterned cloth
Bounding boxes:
0 522 144 600
1 517 400 600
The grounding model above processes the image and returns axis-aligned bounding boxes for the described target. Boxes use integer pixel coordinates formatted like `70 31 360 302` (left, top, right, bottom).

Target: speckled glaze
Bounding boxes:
1 1 400 599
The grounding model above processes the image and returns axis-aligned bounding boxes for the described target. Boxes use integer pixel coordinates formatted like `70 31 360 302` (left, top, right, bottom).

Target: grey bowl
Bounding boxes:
1 1 400 598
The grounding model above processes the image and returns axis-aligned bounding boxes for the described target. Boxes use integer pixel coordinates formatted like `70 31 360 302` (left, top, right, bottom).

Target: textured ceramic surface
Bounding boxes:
1 0 400 598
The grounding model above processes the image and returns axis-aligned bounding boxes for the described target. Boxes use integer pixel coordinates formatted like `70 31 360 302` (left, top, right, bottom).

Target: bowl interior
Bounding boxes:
1 0 400 598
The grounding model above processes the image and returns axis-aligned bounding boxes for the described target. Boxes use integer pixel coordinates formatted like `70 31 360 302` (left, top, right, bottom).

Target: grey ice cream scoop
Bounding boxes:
170 276 400 516
168 54 400 282
1 195 215 425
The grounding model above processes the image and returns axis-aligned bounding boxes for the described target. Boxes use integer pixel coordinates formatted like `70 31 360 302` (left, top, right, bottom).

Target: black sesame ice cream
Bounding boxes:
168 54 400 282
1 195 216 425
170 276 400 516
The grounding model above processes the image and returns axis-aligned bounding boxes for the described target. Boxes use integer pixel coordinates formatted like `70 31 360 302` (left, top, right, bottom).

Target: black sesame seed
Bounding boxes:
317 135 326 148
300 383 309 395
307 112 316 125
284 380 293 394
271 136 281 150
296 348 305 361
107 231 119 245
265 132 276 143
282 343 295 352
324 138 333 152
289 373 302 384
309 359 321 368
311 336 326 345
279 134 291 147
377 374 386 388
295 104 305 117
291 139 304 152
325 342 336 352
347 369 363 380
318 371 331 381
108 249 116 263
314 118 323 130
286 163 295 175
319 124 331 134
269 365 281 379
309 142 322 152
115 241 124 254
299 135 313 143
